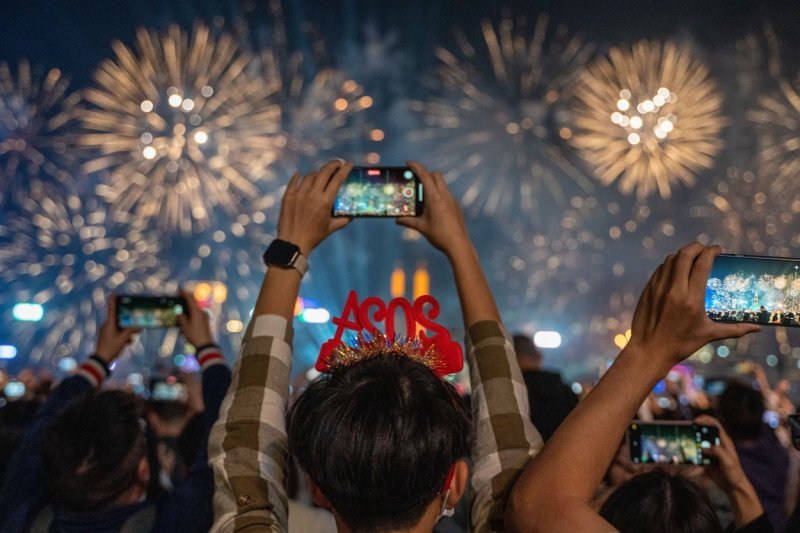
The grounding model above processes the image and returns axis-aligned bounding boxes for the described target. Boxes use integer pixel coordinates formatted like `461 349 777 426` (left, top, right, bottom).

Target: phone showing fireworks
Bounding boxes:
706 254 800 327
333 167 423 217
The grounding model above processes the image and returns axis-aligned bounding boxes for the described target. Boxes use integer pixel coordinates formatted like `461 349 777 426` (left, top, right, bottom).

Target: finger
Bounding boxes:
286 171 301 192
122 327 142 342
298 171 317 193
708 322 761 342
107 294 118 322
180 289 199 315
671 242 704 293
396 216 425 232
407 161 438 197
324 161 353 201
313 159 345 193
688 245 721 297
432 171 449 193
328 216 352 234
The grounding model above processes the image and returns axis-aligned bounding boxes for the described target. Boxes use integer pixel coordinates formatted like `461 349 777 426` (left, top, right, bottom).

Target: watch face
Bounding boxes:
265 240 299 265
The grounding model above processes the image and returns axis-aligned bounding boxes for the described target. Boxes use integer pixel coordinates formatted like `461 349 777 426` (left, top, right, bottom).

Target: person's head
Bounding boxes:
600 470 723 533
718 380 764 441
287 353 471 532
513 334 542 370
42 390 149 511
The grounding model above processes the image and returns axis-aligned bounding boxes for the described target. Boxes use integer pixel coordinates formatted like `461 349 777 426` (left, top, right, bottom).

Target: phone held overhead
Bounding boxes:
333 167 424 217
117 295 186 329
706 253 800 328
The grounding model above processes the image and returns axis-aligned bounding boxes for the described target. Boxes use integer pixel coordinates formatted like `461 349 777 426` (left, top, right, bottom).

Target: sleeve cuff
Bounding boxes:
78 356 110 388
197 344 226 371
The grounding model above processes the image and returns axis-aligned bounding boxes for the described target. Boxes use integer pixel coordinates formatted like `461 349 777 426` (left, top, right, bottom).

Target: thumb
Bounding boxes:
328 216 352 233
709 322 761 342
396 216 423 231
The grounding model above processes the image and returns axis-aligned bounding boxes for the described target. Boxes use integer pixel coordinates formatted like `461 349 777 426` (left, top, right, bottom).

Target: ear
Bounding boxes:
306 474 333 510
137 455 150 484
446 460 469 509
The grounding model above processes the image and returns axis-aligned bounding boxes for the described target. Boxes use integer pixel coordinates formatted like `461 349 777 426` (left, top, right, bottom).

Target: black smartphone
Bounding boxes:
333 166 424 217
150 378 188 401
706 253 800 327
117 295 185 328
628 421 719 466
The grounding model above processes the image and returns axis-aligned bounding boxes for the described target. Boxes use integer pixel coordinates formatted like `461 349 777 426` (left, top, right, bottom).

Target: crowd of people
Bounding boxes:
1 160 800 532
707 308 799 326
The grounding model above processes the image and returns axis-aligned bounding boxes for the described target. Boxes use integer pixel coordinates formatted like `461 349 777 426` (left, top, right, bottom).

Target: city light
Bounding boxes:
0 345 18 359
533 331 562 349
300 308 331 324
12 303 44 322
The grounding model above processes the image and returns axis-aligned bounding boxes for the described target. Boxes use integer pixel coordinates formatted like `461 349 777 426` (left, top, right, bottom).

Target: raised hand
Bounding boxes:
628 243 760 370
277 160 354 256
95 295 140 364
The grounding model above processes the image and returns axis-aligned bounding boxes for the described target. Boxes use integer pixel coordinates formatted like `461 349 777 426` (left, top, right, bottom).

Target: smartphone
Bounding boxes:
117 295 185 329
333 167 424 217
150 379 188 402
628 421 719 466
706 253 800 327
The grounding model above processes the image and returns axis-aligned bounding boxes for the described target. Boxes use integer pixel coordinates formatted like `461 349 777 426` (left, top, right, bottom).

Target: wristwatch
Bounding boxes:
262 239 308 277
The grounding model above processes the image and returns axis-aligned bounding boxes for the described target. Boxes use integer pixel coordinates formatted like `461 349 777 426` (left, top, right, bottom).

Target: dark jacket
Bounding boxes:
0 351 231 533
521 369 579 442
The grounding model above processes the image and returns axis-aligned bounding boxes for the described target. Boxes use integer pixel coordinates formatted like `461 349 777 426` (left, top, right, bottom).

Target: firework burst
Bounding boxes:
747 76 800 190
76 22 285 234
569 40 726 199
0 60 77 202
1 183 168 364
408 14 595 218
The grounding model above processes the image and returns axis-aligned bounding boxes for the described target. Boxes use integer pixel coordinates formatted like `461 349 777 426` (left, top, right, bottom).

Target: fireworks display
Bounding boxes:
76 23 284 234
408 15 595 218
0 60 77 202
3 4 800 380
1 183 168 364
748 76 800 191
569 40 727 200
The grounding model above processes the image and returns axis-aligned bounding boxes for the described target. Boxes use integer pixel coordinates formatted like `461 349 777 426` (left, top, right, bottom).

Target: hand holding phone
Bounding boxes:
628 421 720 466
333 166 424 217
96 295 141 364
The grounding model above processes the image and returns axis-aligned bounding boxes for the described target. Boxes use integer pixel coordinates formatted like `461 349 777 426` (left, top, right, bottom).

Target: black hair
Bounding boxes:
513 334 542 364
718 380 764 441
42 390 147 512
600 470 723 533
287 353 471 532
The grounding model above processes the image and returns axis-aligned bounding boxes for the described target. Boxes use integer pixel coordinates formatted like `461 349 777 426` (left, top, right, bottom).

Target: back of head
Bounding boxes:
718 380 764 441
600 470 723 533
287 354 471 532
513 334 542 368
42 390 147 512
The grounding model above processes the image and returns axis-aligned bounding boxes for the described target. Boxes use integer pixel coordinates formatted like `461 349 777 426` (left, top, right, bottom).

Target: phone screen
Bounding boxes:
628 422 719 466
150 380 188 401
706 254 800 327
118 295 185 328
333 167 423 217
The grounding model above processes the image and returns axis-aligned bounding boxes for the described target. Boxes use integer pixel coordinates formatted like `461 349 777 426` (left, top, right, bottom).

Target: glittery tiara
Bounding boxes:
320 331 447 375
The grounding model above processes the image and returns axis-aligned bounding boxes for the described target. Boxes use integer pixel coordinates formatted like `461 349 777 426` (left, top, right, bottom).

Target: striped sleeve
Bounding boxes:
76 356 110 388
467 321 543 533
208 315 293 533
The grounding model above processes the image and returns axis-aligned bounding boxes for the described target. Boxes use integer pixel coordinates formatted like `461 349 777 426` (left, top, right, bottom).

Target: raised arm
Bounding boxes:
398 162 542 532
208 161 351 532
505 244 761 532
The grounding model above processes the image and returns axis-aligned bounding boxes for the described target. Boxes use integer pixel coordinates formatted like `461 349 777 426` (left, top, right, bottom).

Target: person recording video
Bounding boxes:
504 243 773 532
208 160 542 532
0 293 231 533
